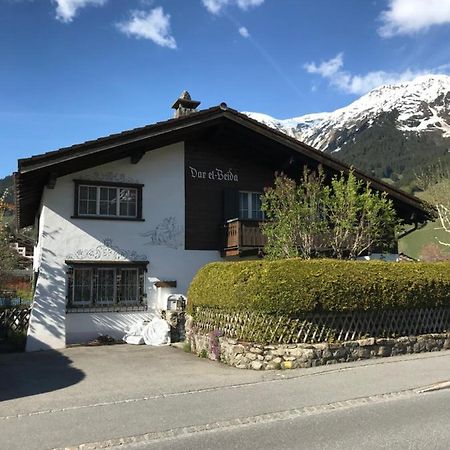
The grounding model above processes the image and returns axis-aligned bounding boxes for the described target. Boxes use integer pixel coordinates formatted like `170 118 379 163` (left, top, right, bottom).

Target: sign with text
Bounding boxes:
188 166 238 182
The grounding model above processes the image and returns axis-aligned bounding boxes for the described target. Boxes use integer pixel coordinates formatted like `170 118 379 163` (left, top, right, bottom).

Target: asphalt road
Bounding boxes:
136 390 450 450
1 345 449 450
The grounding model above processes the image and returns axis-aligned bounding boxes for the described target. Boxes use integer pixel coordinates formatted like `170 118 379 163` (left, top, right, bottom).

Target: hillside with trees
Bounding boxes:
0 175 13 203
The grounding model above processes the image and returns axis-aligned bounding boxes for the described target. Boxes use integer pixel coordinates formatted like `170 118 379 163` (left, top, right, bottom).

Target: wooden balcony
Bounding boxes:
223 219 267 257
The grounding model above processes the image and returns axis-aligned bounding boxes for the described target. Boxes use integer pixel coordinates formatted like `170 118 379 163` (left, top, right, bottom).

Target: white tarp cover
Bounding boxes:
123 317 171 346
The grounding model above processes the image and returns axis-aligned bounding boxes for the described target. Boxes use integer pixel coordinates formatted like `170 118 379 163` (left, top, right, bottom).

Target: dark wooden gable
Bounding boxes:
184 134 276 250
15 104 433 230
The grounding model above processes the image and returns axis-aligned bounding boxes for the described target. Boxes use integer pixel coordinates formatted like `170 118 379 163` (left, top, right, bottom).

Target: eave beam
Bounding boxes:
46 172 58 189
130 151 145 164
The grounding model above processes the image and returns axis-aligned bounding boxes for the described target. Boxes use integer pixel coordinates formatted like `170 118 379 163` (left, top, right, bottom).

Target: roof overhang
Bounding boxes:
15 105 434 228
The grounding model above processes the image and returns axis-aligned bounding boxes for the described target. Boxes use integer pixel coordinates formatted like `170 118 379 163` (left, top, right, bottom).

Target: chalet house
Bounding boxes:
15 92 430 351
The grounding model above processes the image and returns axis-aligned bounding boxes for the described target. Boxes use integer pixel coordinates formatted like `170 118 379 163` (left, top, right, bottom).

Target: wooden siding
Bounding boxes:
185 138 275 250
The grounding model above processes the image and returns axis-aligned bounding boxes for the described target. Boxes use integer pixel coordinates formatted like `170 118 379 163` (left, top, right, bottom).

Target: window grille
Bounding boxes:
72 268 92 305
66 265 146 310
96 268 115 305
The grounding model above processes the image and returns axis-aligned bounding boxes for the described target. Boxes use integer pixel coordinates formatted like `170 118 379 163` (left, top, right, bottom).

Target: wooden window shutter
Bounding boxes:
223 188 239 221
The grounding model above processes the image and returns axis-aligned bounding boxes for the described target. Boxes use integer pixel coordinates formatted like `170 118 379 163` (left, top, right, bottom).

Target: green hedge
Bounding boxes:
187 259 450 316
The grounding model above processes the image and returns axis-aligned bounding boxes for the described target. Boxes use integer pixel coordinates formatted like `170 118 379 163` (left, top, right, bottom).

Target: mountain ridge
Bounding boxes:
245 74 450 189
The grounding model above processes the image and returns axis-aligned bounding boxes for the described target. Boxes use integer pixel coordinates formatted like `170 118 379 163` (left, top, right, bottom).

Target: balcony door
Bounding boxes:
239 191 264 220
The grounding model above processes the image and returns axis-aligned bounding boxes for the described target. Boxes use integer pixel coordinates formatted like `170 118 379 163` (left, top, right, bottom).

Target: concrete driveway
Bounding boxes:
1 345 450 449
0 344 268 416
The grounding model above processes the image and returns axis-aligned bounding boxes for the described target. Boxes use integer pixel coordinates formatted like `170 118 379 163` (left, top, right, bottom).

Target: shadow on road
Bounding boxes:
0 349 85 402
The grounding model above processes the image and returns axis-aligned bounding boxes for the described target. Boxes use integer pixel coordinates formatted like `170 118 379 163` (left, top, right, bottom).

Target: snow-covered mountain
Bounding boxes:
245 75 450 185
246 75 450 151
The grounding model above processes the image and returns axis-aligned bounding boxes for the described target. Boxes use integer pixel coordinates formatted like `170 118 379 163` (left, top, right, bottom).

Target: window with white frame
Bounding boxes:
73 268 93 305
74 181 142 220
68 265 145 308
120 269 139 304
239 191 264 220
96 268 116 305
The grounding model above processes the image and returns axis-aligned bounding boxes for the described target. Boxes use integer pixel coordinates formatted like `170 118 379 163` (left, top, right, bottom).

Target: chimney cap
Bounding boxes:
171 90 201 110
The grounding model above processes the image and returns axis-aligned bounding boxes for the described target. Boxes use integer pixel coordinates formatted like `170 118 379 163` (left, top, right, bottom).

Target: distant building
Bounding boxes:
10 235 34 260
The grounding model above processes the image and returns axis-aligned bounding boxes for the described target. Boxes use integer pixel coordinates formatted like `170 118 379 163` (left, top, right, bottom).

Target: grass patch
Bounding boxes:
399 220 450 259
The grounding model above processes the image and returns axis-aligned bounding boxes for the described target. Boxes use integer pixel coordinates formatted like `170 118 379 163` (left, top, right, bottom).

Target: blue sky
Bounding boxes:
1 0 450 177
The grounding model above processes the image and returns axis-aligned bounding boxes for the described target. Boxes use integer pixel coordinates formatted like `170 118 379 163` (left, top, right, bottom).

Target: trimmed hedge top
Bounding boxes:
187 259 450 316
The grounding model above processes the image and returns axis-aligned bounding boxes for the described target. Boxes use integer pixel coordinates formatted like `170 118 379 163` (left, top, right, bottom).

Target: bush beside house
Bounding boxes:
186 259 450 369
188 259 450 316
260 169 400 260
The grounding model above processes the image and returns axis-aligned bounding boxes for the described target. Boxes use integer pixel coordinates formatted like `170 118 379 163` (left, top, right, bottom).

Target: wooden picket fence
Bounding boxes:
192 307 450 344
0 307 31 338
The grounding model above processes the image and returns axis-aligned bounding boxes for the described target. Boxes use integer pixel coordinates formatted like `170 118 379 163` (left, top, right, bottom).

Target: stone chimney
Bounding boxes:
171 91 201 118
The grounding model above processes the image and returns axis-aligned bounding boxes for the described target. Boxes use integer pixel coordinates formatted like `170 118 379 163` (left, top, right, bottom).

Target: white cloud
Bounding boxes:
304 52 344 78
334 69 422 95
117 7 176 49
53 0 107 23
304 53 427 95
378 0 450 37
236 0 264 10
238 26 250 38
202 0 264 15
202 0 225 14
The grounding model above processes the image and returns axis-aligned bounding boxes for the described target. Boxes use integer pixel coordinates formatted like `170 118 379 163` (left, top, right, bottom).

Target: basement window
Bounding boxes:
73 180 144 221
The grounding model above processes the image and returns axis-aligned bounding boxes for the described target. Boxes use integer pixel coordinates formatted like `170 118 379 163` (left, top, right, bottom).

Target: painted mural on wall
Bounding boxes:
188 166 238 182
67 238 147 261
78 171 141 185
140 217 183 249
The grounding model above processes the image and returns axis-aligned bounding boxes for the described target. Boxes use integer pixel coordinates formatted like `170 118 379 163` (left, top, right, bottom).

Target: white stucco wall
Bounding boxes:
65 312 155 344
33 204 43 273
26 142 222 351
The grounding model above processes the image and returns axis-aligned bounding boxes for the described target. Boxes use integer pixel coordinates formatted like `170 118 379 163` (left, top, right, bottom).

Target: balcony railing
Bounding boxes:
224 219 267 257
224 220 397 258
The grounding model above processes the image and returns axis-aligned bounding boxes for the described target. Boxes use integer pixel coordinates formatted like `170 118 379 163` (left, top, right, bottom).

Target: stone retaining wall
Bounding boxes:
188 332 450 370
